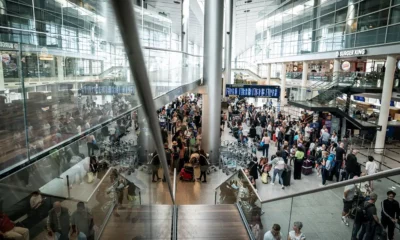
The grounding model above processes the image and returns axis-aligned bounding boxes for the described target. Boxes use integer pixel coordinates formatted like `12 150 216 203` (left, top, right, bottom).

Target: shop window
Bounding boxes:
357 9 388 31
390 6 400 25
386 24 400 43
359 0 390 16
355 27 386 46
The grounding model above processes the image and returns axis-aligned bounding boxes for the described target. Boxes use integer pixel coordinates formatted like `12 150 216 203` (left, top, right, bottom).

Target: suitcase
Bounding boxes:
261 172 268 184
302 160 313 175
273 133 277 142
281 167 291 186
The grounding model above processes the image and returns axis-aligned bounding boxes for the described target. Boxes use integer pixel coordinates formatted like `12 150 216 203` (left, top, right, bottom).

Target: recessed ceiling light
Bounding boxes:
244 10 250 13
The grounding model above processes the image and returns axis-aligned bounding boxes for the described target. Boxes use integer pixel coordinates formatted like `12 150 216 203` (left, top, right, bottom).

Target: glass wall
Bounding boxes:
0 0 203 176
239 0 400 63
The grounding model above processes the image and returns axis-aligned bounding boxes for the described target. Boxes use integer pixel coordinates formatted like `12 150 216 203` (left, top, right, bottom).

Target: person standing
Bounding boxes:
263 224 282 240
261 133 271 157
269 151 286 190
151 151 161 182
362 193 380 240
293 146 305 180
346 149 360 179
288 221 306 240
381 191 400 240
198 150 209 183
334 142 346 182
70 202 94 240
47 201 70 240
320 129 330 146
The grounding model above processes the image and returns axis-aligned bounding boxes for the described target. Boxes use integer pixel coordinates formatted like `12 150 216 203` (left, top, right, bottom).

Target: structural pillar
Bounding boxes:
181 0 189 53
0 60 4 90
375 55 396 153
333 59 340 82
57 56 64 81
301 61 308 100
281 63 286 105
223 0 233 99
266 63 271 85
201 0 224 165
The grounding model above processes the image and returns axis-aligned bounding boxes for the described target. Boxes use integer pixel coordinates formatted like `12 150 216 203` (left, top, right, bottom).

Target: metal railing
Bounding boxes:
260 167 400 204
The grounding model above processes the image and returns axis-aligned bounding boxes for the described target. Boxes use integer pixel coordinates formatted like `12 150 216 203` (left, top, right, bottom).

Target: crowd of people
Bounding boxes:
150 94 210 182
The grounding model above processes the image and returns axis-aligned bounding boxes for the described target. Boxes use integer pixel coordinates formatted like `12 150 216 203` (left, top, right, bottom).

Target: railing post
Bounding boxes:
66 175 70 198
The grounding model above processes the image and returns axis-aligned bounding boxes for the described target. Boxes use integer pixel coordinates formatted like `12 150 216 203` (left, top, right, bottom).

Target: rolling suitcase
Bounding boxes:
273 133 277 142
281 167 291 186
302 160 313 175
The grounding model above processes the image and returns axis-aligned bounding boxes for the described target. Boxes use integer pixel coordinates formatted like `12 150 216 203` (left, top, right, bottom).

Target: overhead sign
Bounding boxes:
336 49 367 57
80 85 135 95
225 84 280 98
0 42 17 49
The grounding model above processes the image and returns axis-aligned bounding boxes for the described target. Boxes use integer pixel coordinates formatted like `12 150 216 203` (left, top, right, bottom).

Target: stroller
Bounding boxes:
180 166 195 181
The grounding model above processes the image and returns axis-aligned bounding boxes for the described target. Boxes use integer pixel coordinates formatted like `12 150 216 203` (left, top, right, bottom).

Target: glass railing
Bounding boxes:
229 167 400 240
0 30 202 177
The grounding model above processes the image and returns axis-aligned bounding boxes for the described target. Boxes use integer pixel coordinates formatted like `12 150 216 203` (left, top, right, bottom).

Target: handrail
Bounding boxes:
239 168 262 202
173 168 177 201
260 167 400 204
143 46 203 58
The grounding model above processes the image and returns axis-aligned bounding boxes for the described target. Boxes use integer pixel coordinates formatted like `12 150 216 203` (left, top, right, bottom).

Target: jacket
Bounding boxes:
48 207 70 234
381 199 400 220
346 153 358 174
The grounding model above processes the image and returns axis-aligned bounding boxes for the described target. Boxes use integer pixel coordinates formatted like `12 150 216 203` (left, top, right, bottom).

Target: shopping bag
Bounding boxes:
87 172 94 183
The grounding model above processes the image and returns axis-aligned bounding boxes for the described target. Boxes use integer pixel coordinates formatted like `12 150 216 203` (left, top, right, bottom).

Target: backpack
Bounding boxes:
189 137 196 146
355 203 375 223
152 154 160 165
326 153 336 171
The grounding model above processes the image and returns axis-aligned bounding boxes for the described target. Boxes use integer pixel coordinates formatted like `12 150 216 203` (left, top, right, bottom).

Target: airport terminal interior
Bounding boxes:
2 0 400 239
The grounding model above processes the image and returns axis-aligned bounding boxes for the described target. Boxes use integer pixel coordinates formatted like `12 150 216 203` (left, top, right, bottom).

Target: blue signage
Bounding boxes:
80 85 135 95
225 84 280 98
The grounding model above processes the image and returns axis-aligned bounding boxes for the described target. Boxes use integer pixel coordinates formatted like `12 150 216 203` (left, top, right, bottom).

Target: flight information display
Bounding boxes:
225 84 280 98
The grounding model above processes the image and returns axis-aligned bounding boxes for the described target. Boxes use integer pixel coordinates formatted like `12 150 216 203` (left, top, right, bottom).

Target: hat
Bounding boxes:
370 193 378 200
172 141 178 146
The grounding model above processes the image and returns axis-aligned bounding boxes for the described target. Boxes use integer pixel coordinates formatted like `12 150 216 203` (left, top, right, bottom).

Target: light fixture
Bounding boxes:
244 10 250 13
173 0 180 4
245 0 252 3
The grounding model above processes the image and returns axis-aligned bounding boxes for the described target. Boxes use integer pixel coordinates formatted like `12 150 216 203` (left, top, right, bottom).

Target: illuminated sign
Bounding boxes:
342 61 351 71
225 84 280 98
336 49 367 57
80 85 135 95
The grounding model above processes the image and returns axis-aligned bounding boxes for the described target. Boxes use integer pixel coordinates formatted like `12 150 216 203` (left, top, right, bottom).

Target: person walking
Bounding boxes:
334 142 346 182
361 193 380 240
293 146 305 180
365 156 378 191
342 176 359 227
381 190 400 240
261 133 271 157
269 151 286 189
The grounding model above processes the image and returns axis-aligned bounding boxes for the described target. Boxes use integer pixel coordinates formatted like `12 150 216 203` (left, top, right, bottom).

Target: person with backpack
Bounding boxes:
381 191 400 240
353 193 381 240
325 151 336 181
293 145 305 180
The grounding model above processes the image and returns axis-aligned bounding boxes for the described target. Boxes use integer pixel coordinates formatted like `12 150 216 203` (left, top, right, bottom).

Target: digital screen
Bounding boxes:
80 85 135 95
225 84 280 98
354 96 365 102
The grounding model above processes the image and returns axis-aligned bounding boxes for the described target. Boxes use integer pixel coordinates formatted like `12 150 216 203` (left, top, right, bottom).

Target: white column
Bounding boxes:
201 0 224 165
50 57 56 77
281 63 286 105
181 0 190 53
223 0 233 99
0 61 4 90
333 59 340 82
57 57 64 81
375 55 396 153
266 63 271 85
302 61 308 87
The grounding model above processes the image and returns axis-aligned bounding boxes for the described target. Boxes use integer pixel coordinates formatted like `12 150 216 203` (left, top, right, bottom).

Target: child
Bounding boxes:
365 156 378 191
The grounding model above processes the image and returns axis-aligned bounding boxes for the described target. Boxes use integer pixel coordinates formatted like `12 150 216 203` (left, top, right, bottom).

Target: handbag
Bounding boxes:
87 172 94 183
260 141 265 147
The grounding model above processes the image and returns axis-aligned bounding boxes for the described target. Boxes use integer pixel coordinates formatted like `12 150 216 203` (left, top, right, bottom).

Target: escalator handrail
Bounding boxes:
260 167 400 204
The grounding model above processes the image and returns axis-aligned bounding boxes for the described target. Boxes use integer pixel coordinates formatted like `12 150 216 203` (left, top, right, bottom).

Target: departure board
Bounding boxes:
225 84 280 98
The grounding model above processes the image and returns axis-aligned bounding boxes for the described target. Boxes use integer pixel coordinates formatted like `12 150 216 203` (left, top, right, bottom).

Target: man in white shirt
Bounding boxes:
264 224 282 240
342 176 359 226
